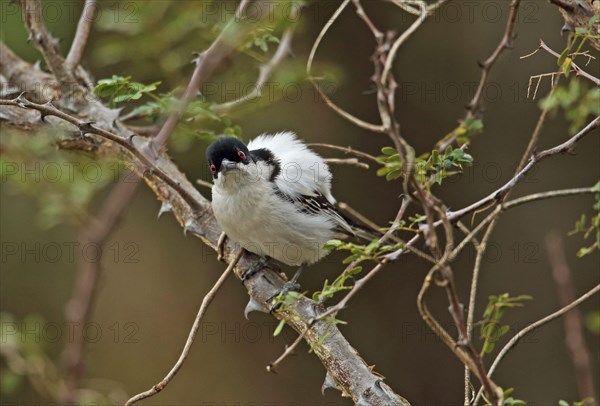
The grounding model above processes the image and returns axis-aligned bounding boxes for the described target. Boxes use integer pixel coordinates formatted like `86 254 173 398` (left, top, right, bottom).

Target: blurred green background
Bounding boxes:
1 0 599 405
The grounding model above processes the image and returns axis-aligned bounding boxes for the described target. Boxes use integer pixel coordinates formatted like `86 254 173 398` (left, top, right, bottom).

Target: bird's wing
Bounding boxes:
273 188 356 236
248 132 376 238
247 131 335 201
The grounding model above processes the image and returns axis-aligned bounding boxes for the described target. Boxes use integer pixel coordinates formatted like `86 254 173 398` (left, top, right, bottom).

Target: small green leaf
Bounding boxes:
273 319 286 337
381 146 397 155
558 47 570 66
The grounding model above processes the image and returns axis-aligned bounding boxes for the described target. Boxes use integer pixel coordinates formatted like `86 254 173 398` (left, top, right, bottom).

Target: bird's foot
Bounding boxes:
241 255 269 282
268 280 302 312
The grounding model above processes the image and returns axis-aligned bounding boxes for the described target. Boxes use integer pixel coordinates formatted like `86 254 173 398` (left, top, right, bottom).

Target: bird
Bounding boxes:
206 131 374 290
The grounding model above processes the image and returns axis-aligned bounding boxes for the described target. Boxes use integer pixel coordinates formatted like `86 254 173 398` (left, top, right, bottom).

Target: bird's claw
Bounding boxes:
268 281 301 312
241 256 269 282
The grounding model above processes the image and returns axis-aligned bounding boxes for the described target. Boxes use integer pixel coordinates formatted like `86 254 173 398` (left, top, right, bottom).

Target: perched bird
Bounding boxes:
206 132 372 288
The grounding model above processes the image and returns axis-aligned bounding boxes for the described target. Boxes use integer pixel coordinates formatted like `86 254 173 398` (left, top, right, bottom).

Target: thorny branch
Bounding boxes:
1 64 408 406
19 0 76 87
3 0 599 403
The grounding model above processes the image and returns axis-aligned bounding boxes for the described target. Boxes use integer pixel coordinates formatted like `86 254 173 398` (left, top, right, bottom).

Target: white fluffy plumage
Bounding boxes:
208 132 354 266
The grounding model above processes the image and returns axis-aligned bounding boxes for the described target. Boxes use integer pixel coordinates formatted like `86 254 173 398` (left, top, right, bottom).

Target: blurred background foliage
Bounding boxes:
1 0 599 405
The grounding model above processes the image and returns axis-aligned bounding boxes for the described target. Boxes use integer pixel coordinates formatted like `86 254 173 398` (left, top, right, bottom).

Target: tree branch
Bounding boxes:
446 116 600 222
0 94 410 405
65 0 97 70
19 0 75 86
0 41 60 102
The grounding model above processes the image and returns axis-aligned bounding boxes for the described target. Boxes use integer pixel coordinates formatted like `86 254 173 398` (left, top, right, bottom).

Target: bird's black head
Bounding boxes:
206 137 253 178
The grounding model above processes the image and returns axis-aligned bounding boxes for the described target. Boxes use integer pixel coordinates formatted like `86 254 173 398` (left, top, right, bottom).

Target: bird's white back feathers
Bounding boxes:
247 131 335 203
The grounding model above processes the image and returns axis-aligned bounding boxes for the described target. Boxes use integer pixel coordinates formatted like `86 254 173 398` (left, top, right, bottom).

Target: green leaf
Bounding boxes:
381 146 397 155
93 75 161 107
558 47 570 66
273 319 286 337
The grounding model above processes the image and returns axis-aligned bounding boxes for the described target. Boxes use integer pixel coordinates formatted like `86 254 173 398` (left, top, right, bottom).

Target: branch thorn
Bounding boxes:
157 201 173 220
183 219 202 237
244 297 267 320
322 372 342 394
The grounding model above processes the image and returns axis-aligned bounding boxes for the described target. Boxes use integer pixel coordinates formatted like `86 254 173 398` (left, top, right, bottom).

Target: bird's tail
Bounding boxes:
335 203 397 242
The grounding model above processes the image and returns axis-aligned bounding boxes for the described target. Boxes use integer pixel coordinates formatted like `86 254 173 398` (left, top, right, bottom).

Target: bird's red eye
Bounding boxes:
237 150 246 159
210 164 217 174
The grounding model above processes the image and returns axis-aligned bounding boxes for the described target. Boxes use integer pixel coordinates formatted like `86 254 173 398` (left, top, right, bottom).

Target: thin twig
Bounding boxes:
504 187 597 209
463 215 499 405
313 198 417 323
325 158 370 169
539 40 600 86
266 328 309 373
463 79 556 401
422 206 502 405
337 201 384 233
309 79 385 133
546 232 597 401
307 0 385 133
473 284 600 406
65 0 97 69
381 1 428 86
386 0 447 16
125 250 243 406
388 183 598 264
437 0 521 151
0 96 203 210
308 143 380 164
468 0 521 116
306 0 350 74
446 116 600 222
417 265 502 404
212 29 294 114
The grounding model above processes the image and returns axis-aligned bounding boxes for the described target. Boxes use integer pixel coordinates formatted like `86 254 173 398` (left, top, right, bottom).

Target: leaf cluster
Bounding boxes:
376 145 473 186
479 293 532 356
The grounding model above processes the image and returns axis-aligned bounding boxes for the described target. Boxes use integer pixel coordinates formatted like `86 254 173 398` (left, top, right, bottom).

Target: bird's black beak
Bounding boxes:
220 158 238 172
